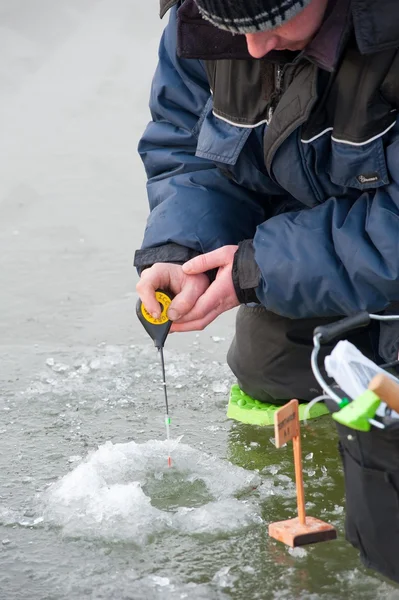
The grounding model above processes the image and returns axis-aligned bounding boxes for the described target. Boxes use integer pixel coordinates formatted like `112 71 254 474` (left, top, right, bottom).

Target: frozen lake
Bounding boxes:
0 1 398 598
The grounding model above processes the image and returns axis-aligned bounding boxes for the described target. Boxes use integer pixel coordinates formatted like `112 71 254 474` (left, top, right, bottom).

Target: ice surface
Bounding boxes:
174 499 262 535
150 576 170 587
211 381 229 394
130 578 231 600
288 547 308 559
23 344 234 411
258 474 296 499
0 507 43 528
212 566 237 588
42 439 261 543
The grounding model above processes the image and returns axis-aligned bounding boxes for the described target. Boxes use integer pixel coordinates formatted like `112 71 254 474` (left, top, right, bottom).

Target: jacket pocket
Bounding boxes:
340 441 399 583
327 136 389 191
193 97 286 196
195 98 251 165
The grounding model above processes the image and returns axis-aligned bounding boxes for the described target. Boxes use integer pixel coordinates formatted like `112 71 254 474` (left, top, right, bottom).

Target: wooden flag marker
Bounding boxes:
268 399 337 547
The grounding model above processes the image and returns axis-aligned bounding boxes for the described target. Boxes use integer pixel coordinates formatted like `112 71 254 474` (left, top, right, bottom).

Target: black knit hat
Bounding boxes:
194 0 312 34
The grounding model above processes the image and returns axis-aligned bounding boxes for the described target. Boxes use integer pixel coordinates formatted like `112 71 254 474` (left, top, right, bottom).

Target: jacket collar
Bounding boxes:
304 0 351 72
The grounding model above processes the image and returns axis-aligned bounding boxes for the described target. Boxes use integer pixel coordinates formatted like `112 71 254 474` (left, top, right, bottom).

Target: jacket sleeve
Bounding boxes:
237 129 399 318
134 6 265 272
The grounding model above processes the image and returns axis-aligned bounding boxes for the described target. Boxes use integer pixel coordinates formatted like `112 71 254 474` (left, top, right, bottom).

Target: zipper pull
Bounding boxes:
266 65 283 125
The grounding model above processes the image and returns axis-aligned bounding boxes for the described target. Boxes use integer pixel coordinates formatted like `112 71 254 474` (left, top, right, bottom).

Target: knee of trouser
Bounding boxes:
226 331 266 385
226 307 274 386
226 305 315 401
227 345 278 404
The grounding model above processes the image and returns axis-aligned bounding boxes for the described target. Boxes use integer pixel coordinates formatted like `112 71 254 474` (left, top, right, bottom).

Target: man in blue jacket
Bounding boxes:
135 0 399 582
135 0 399 404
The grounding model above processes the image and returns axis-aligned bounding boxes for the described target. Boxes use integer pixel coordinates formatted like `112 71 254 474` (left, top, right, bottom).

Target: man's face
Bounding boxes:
245 0 329 58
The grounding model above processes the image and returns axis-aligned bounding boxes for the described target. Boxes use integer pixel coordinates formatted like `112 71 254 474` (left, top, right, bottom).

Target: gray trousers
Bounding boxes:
227 305 377 404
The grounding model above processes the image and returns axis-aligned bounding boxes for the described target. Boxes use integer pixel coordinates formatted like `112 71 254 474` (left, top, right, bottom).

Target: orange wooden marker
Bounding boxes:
268 400 337 547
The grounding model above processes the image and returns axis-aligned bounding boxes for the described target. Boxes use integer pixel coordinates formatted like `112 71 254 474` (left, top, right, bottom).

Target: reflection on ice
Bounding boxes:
42 439 261 543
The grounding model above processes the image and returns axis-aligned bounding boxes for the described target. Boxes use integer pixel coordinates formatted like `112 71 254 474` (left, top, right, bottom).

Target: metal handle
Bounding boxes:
313 311 370 344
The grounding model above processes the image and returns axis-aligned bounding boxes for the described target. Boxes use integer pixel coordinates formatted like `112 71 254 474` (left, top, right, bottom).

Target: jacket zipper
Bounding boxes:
267 52 305 125
267 65 283 125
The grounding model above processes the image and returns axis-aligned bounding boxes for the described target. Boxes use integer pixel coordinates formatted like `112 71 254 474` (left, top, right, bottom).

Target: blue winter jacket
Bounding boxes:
135 1 399 359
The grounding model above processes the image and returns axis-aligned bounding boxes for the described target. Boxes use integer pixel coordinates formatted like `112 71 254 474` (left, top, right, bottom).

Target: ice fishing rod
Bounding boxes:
136 290 173 467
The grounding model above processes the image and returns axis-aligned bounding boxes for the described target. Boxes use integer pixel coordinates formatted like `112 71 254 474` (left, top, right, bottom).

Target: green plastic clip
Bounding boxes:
332 390 381 432
338 397 350 409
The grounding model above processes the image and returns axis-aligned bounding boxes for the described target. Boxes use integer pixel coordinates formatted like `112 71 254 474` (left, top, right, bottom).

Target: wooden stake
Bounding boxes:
293 432 306 526
269 400 337 547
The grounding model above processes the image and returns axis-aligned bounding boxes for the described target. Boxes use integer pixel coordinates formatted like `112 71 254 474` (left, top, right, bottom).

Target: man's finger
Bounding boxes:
136 266 171 318
171 308 220 332
183 247 234 275
173 284 223 324
136 279 163 318
167 277 209 321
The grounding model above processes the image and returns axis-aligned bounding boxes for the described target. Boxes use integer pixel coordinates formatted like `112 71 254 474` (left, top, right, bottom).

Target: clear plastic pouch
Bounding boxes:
324 340 399 418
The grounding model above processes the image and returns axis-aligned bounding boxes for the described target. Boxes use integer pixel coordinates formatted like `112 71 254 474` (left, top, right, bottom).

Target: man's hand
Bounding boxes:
171 245 240 332
136 263 210 326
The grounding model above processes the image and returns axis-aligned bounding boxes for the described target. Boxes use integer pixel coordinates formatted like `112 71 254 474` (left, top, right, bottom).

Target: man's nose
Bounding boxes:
245 32 279 58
